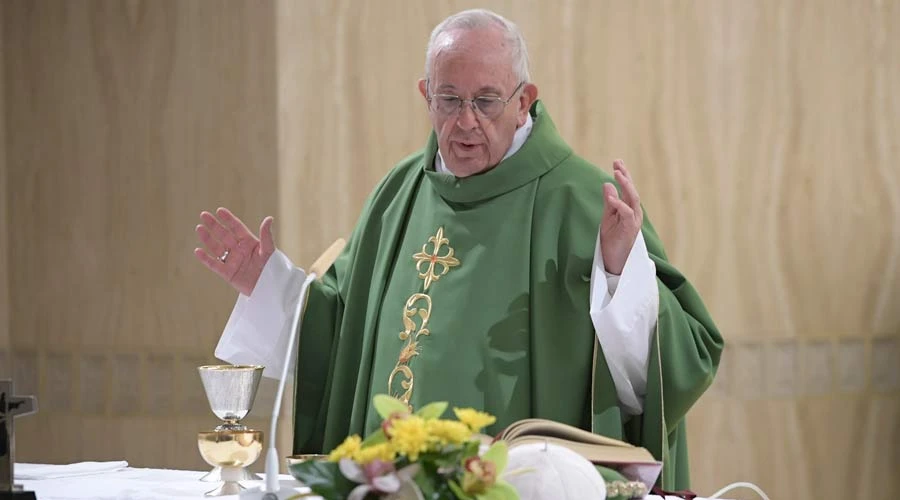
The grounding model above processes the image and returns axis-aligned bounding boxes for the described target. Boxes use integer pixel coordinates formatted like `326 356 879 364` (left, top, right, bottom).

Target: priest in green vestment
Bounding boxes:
197 9 723 491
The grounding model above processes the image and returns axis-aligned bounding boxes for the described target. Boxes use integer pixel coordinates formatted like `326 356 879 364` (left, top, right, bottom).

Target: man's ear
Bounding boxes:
517 83 539 126
418 78 428 100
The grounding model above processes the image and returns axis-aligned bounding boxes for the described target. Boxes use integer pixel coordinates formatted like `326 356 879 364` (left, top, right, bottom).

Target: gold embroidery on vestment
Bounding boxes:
388 227 459 408
388 294 431 404
412 226 460 291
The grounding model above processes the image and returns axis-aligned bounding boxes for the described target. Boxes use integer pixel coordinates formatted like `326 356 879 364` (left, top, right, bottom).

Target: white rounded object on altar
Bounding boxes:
504 442 606 500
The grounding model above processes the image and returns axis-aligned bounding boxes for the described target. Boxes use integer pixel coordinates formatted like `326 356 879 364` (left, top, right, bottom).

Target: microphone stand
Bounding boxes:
240 239 345 499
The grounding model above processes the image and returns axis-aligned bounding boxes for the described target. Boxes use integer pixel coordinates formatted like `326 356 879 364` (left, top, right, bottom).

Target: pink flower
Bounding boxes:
339 458 421 500
461 456 498 494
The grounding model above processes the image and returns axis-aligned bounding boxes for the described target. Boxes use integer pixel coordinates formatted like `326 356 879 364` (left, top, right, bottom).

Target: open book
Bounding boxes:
492 418 663 488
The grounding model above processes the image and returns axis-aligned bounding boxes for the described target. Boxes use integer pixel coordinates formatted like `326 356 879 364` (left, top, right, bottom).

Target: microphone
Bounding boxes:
241 238 346 499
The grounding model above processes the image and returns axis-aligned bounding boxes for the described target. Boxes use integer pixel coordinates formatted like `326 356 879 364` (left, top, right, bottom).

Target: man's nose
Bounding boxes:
455 102 479 131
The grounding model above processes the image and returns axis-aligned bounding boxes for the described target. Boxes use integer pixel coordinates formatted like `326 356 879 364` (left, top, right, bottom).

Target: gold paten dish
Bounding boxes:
286 454 328 468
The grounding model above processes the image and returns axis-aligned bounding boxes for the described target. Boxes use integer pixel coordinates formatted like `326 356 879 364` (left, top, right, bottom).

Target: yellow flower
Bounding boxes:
353 442 396 465
389 416 429 461
327 434 362 462
453 408 496 432
425 419 473 448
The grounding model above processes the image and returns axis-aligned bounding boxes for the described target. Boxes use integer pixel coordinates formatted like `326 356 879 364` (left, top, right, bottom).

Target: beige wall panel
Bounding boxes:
4 0 279 470
692 395 900 499
4 0 277 353
274 0 435 263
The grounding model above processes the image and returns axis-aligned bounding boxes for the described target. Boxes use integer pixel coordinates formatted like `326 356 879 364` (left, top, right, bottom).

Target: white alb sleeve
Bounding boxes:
214 249 307 379
589 230 660 415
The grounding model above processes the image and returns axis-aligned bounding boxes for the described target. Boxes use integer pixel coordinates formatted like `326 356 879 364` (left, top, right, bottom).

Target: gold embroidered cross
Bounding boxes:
412 226 460 290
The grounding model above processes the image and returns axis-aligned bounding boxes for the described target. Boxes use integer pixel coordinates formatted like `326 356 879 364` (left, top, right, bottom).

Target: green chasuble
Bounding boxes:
292 100 724 490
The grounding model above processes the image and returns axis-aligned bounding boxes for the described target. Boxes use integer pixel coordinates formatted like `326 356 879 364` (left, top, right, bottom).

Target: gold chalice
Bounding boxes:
197 364 264 496
198 430 264 496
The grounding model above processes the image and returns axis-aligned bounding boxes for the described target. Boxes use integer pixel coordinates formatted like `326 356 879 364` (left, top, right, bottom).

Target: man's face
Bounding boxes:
418 28 538 178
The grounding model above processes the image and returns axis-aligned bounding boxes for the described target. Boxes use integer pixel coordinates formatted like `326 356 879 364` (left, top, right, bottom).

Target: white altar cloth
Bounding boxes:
15 464 305 500
15 462 716 499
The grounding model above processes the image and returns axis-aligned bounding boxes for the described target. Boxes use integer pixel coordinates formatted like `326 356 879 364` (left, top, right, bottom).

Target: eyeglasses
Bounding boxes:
426 80 525 120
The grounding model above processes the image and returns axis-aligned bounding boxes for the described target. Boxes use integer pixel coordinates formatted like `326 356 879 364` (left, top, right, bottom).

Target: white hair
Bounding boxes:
424 9 531 88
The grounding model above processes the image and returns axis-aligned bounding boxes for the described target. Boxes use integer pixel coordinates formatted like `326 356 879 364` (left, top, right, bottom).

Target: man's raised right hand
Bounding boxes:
194 207 275 296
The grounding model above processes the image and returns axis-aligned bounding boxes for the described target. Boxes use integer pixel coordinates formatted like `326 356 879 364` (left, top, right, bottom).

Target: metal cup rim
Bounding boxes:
197 364 264 371
198 430 264 439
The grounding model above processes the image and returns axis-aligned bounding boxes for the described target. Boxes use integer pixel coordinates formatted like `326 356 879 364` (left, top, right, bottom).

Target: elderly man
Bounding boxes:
195 9 722 490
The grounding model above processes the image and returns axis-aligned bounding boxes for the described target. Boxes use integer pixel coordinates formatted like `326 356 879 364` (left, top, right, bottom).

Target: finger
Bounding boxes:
194 247 231 279
196 224 227 257
259 216 275 256
603 183 623 214
607 195 634 219
613 159 630 178
613 160 641 211
603 182 619 205
200 211 239 249
215 207 255 241
615 169 640 210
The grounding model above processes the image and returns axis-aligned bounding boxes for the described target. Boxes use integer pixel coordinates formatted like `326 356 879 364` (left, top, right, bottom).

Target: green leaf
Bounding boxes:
475 480 519 500
373 394 408 419
360 429 387 447
419 443 470 470
287 460 356 500
411 461 462 500
481 441 508 474
461 440 480 458
448 480 475 500
415 401 448 420
412 466 449 500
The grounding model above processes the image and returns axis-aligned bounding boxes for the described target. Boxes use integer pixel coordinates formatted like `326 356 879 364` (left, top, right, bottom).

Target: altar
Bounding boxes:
14 462 719 500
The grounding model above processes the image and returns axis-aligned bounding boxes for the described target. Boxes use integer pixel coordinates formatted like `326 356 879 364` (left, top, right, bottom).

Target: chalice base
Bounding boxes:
201 465 261 482
200 466 220 482
204 466 248 497
204 481 244 496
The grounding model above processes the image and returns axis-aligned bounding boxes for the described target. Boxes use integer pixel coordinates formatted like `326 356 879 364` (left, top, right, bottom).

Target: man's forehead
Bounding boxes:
432 28 511 66
432 29 462 54
430 35 515 92
430 63 516 94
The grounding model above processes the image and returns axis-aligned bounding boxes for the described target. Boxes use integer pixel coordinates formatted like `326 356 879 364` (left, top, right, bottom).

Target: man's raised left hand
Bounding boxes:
600 160 644 275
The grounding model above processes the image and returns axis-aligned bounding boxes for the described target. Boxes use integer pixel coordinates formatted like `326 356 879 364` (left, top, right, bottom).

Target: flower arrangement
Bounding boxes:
289 394 521 500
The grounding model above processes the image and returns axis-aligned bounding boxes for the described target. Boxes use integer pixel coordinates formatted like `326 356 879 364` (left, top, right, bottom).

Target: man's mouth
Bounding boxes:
452 141 480 153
